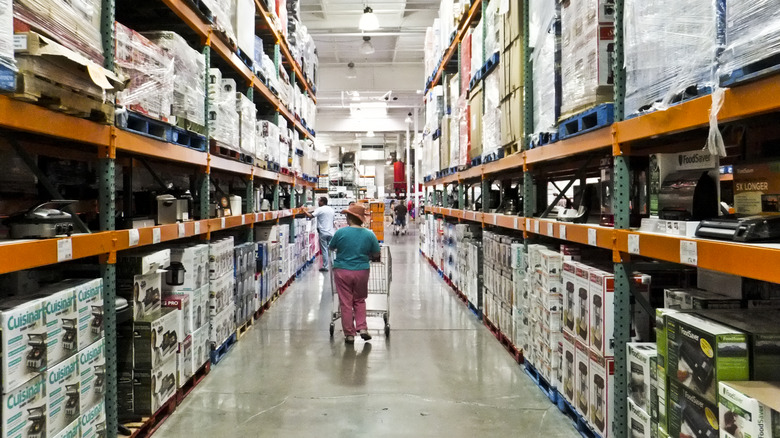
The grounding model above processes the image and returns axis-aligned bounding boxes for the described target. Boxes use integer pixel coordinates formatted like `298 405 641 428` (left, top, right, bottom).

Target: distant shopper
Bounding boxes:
329 203 381 344
305 197 335 272
393 201 408 235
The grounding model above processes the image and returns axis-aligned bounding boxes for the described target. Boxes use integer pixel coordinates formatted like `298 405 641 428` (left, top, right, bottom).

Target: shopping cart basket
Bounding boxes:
329 245 392 337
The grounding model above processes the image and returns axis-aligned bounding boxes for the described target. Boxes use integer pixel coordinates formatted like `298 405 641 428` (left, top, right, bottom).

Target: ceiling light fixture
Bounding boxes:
366 130 375 137
360 36 375 55
346 61 357 79
358 6 379 31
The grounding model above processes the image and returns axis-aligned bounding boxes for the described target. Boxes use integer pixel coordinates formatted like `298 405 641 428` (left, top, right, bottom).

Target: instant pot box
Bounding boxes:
132 355 178 415
562 331 577 405
163 294 191 335
165 245 209 293
665 312 749 404
47 354 80 437
79 338 106 414
628 397 654 438
79 398 105 438
2 374 46 438
667 380 719 438
576 340 590 417
133 307 182 369
589 351 614 438
628 342 658 411
53 419 80 438
34 283 79 367
719 381 780 438
0 297 47 392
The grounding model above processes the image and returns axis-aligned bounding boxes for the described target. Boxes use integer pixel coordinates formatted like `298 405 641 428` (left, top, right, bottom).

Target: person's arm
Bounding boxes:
329 230 340 251
305 206 319 219
369 233 381 262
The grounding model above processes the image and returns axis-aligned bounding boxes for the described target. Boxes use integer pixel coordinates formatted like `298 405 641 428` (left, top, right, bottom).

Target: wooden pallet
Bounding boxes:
210 332 237 365
502 141 520 157
209 139 240 160
174 117 207 136
236 318 253 339
120 394 178 438
176 360 211 404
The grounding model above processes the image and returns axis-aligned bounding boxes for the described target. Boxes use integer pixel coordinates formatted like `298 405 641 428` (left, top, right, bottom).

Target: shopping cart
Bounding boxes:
329 245 392 337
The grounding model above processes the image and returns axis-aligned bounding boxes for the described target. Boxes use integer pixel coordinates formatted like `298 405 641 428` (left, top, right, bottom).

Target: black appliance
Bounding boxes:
600 158 648 227
91 305 104 335
26 334 46 370
564 351 574 401
696 215 780 242
5 200 77 238
593 374 606 431
578 288 588 340
62 318 77 350
94 365 106 394
558 184 598 224
27 407 46 438
565 282 575 332
578 362 589 415
165 262 186 286
65 384 80 416
659 170 718 221
682 403 718 438
592 294 603 350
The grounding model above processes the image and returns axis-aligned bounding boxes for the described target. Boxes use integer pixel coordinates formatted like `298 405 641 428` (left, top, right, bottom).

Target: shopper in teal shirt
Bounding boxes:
329 203 381 344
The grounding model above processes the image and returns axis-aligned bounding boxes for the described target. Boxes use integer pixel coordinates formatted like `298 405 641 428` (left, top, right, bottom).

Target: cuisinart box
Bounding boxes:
132 355 178 415
628 342 657 411
628 397 653 438
665 312 749 404
0 297 47 392
2 374 46 438
667 380 719 438
133 307 182 369
79 339 105 414
52 419 80 438
79 399 105 438
719 381 780 438
589 351 614 438
47 354 80 437
75 278 103 350
34 282 79 367
733 161 780 215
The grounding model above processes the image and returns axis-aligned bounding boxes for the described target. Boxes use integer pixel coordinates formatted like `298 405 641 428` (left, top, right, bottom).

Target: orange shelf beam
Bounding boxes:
0 96 111 146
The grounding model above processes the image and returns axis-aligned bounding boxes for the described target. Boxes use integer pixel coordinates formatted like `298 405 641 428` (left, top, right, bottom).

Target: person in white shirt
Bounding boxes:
305 197 336 272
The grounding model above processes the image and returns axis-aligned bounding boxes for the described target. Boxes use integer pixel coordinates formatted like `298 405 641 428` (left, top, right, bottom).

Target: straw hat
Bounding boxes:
342 203 368 224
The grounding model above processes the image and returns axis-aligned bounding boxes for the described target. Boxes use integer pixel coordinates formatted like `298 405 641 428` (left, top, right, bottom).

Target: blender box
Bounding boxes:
667 379 719 438
590 270 651 356
209 272 234 316
75 278 103 350
132 307 182 369
695 309 780 381
53 419 80 438
576 340 590 417
628 342 658 411
117 249 171 277
628 397 654 438
79 338 105 414
79 398 105 438
132 355 178 415
589 350 614 438
47 354 80 437
718 381 780 438
165 245 209 293
562 261 580 336
2 374 46 438
192 324 210 370
665 312 749 404
33 283 79 367
119 271 162 320
0 297 47 392
575 263 591 345
178 335 193 387
562 331 577 406
163 294 191 336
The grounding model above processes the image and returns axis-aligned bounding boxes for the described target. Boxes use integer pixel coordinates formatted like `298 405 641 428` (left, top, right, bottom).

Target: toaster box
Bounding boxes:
590 270 651 356
0 297 47 392
562 331 577 406
209 272 234 316
192 324 210 370
34 283 79 368
178 335 193 387
562 261 580 336
2 374 46 438
163 294 191 336
79 338 106 414
75 278 103 350
666 312 749 404
132 355 178 415
667 379 719 438
575 263 591 345
718 380 780 438
628 397 654 438
79 399 105 438
165 245 209 293
589 351 614 438
576 340 590 417
133 307 182 369
628 342 658 411
119 271 162 320
695 309 780 382
53 419 80 438
117 249 171 277
47 354 80 437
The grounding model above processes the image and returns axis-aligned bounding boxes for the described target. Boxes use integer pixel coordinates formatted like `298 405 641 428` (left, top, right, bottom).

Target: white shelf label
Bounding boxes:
57 238 73 262
680 241 698 266
241 215 246 225
493 214 498 225
194 222 201 235
128 229 140 247
628 234 640 255
514 217 519 229
152 228 161 244
255 213 260 222
534 221 540 234
588 228 597 246
178 223 186 238
560 225 567 240
547 223 554 236
221 217 226 229
526 218 531 230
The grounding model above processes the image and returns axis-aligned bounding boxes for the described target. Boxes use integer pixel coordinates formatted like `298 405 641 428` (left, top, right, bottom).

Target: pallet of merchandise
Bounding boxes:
210 331 237 365
117 110 172 141
209 138 240 160
501 141 520 157
721 48 780 87
168 125 207 151
524 361 561 405
183 0 214 23
176 360 211 404
0 63 14 91
120 394 177 438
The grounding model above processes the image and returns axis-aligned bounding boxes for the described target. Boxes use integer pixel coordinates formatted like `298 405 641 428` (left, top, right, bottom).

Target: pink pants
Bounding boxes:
333 268 370 336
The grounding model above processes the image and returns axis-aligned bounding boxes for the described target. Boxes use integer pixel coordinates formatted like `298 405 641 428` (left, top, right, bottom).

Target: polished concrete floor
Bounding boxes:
156 230 580 437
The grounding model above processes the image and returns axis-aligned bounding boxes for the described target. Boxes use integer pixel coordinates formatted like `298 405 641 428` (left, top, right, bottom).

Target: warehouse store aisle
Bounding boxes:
156 232 579 437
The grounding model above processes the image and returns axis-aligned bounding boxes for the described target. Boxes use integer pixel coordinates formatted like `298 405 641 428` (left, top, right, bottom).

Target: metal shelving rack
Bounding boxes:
421 0 780 436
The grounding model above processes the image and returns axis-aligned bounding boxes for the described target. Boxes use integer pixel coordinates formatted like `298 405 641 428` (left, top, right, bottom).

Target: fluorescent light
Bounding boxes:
360 36 375 55
366 130 375 137
359 6 379 31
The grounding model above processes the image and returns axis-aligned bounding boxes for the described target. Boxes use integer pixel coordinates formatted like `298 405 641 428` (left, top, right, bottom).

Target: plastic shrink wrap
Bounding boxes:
530 0 560 137
424 25 438 78
237 93 256 157
471 20 484 79
559 0 614 118
232 0 255 58
13 0 103 64
720 0 779 80
484 0 501 59
116 23 174 122
278 118 290 168
624 0 719 116
482 71 501 158
144 32 206 127
458 96 470 167
0 0 13 71
460 29 472 93
203 0 237 45
208 69 240 151
448 73 461 168
258 120 280 163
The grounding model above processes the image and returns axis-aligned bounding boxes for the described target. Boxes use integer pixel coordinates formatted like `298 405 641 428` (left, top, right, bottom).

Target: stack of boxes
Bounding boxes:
257 120 281 166
208 68 240 152
255 240 279 309
527 246 564 387
482 231 519 338
456 224 482 310
237 93 257 159
234 243 256 326
209 238 236 348
498 0 523 150
369 202 385 242
529 0 560 143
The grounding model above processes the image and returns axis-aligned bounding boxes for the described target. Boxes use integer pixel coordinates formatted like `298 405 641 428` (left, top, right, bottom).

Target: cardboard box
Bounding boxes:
663 288 741 310
177 335 193 388
165 245 209 293
499 38 524 98
3 374 46 438
655 308 680 435
132 356 178 415
117 249 171 277
166 284 207 332
120 271 163 320
562 331 577 405
733 161 780 215
47 354 80 437
589 351 614 437
665 312 749 404
562 261 579 335
163 294 191 336
0 297 47 392
576 340 590 416
52 419 80 438
628 343 657 410
575 264 591 344
500 88 523 147
209 237 235 280
628 397 653 438
667 380 718 438
469 82 483 160
210 303 236 346
79 339 106 414
34 283 79 367
500 0 522 49
79 398 105 438
191 324 210 370
75 278 103 350
590 270 650 356
718 381 780 438
132 307 183 369
209 271 234 316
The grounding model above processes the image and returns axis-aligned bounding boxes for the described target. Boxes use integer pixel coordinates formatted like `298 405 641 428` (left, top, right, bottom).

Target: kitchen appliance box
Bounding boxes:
117 249 171 277
665 312 750 404
628 397 654 438
130 354 178 415
163 293 192 336
191 324 210 371
165 285 207 332
667 380 719 438
31 284 78 368
209 271 235 316
562 331 577 406
0 297 47 392
628 342 658 411
37 278 103 354
130 307 183 369
589 270 651 356
655 308 680 435
718 381 780 438
79 338 106 414
733 161 780 215
178 334 193 387
117 249 171 320
47 354 80 437
209 303 236 345
2 374 46 438
663 288 742 310
165 244 209 293
589 351 614 438
575 263 591 345
79 399 105 438
576 340 591 417
53 419 80 438
209 237 235 280
562 261 580 336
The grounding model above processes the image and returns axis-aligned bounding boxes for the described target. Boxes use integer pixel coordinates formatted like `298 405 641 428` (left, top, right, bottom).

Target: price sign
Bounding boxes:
128 229 140 247
241 215 246 225
221 217 226 229
628 234 640 255
680 241 698 266
152 228 161 244
560 225 567 240
57 238 73 262
547 223 554 236
194 222 201 235
514 217 519 229
493 214 498 225
178 223 186 238
526 218 531 230
534 221 540 234
588 228 597 246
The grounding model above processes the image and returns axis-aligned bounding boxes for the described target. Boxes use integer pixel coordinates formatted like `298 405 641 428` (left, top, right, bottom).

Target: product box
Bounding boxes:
628 397 654 438
53 419 80 438
120 271 163 320
79 339 106 414
539 249 564 279
589 351 614 437
75 278 103 350
178 335 193 387
47 354 80 437
655 308 680 434
562 261 579 335
117 249 171 277
0 297 47 392
733 161 780 215
718 381 780 438
132 355 178 415
163 294 191 336
133 307 182 369
562 331 577 405
590 270 650 356
667 380 718 438
665 312 750 404
210 303 236 346
165 245 209 293
576 340 590 417
79 399 105 438
664 288 742 310
628 342 658 410
209 271 234 316
575 263 591 344
166 285 207 332
34 283 79 367
191 324 210 370
2 374 46 438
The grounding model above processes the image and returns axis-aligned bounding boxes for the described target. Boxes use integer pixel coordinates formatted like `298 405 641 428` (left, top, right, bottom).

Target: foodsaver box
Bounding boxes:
718 380 780 438
667 379 718 438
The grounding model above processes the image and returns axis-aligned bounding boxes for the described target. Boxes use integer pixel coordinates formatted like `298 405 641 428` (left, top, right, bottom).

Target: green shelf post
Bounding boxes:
481 178 490 214
458 183 465 209
273 183 280 211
